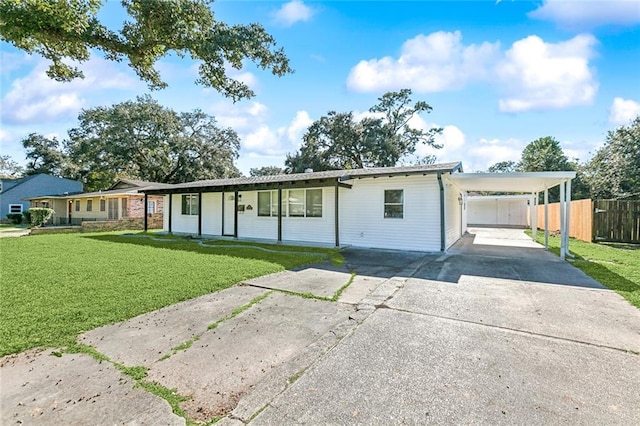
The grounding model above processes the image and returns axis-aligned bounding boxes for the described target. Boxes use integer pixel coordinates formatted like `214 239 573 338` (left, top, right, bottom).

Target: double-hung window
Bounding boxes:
86 200 93 212
181 194 198 215
257 190 283 217
75 200 80 212
100 199 106 212
384 190 404 219
8 204 22 214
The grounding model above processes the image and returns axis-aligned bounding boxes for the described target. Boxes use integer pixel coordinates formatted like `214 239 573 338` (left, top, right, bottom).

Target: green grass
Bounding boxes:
529 232 640 309
0 232 341 357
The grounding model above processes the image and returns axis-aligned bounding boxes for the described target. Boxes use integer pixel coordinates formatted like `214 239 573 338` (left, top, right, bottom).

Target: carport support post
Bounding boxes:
544 187 549 250
559 181 566 260
277 188 282 242
168 194 172 233
197 192 202 237
565 179 572 257
334 180 340 247
531 193 538 239
234 190 239 238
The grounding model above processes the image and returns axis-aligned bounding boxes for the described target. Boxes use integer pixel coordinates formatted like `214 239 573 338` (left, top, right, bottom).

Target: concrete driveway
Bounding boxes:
2 228 639 425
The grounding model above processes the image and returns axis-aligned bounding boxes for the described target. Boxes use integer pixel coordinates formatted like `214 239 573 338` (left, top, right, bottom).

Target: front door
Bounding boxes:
108 199 118 220
223 192 235 236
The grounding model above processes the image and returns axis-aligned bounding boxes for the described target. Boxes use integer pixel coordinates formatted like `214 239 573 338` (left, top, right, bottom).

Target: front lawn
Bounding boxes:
0 232 339 357
529 232 640 309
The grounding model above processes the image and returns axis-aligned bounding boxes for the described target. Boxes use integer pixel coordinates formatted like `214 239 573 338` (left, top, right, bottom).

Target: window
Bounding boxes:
288 189 305 217
257 191 285 217
100 199 106 212
75 200 80 212
181 194 199 215
306 189 322 217
121 198 128 217
86 200 93 212
384 190 404 219
147 200 156 214
9 204 23 214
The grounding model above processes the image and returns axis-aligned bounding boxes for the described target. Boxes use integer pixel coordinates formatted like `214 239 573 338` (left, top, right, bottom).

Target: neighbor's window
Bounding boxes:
181 194 198 215
86 199 93 212
121 198 128 217
9 204 23 214
75 200 80 212
384 190 404 219
100 199 106 212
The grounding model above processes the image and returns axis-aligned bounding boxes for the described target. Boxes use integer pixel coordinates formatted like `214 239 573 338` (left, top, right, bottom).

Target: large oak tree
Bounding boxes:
65 95 241 190
0 0 292 100
285 89 442 173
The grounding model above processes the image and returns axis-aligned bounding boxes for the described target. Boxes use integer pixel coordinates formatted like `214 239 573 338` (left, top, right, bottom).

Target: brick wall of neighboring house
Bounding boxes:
127 195 164 217
81 214 164 232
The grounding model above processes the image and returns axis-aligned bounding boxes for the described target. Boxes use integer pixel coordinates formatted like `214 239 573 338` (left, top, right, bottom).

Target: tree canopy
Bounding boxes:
0 0 292 100
22 133 66 176
583 116 640 199
0 155 24 178
249 166 283 177
487 160 517 173
285 89 442 173
65 96 240 190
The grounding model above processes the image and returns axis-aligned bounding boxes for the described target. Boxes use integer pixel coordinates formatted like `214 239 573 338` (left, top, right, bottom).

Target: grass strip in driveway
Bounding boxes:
528 231 640 309
0 232 340 357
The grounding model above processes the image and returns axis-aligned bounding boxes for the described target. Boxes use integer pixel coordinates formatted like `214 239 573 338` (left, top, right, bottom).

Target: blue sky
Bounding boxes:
1 0 639 175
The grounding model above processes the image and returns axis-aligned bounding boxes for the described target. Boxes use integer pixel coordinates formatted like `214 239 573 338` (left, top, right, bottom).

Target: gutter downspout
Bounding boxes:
437 172 445 252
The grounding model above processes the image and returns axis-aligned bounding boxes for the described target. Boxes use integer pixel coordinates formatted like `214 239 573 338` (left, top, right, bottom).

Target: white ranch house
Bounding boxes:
142 163 576 257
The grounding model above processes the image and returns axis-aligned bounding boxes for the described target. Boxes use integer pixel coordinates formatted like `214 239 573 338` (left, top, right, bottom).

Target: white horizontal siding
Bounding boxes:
236 191 278 240
282 187 335 245
168 193 198 234
444 181 462 249
339 175 441 251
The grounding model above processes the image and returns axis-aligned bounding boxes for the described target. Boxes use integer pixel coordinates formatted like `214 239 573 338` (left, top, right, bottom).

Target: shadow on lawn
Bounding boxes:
83 234 331 270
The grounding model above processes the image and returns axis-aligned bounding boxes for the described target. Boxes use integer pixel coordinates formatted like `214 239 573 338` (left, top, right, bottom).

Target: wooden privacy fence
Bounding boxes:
536 199 640 243
536 199 593 242
592 200 640 243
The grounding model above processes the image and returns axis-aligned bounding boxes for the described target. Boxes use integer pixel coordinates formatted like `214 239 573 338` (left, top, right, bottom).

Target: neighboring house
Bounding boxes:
27 179 168 225
0 174 83 220
143 163 576 254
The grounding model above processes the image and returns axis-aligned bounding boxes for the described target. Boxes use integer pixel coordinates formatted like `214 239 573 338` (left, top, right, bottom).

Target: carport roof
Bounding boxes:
448 171 576 193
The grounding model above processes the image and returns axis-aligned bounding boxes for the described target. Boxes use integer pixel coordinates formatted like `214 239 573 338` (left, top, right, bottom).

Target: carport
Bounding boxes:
447 172 576 260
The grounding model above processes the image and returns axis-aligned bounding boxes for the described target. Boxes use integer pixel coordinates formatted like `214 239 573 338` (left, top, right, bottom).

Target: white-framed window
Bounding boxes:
147 200 156 214
86 199 93 212
384 189 404 219
75 200 80 212
258 189 322 218
8 204 23 214
181 194 198 215
100 199 106 212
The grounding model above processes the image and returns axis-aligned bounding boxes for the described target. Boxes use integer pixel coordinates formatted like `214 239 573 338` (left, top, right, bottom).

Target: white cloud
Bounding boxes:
273 1 315 27
528 0 640 29
496 34 598 113
1 57 136 124
211 101 313 157
347 31 500 93
609 97 640 124
466 138 525 172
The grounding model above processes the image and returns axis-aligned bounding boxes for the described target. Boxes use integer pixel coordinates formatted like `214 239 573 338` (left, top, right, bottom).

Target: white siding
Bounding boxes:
202 193 222 235
467 196 529 227
236 191 278 240
169 194 198 234
282 187 335 245
339 175 441 251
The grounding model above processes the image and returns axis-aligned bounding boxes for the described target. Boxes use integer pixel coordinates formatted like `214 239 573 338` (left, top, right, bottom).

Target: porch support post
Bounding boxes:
221 192 225 236
437 172 445 252
565 179 572 257
334 180 340 247
168 194 173 233
277 188 282 242
197 192 202 237
234 190 239 238
544 187 549 250
560 181 566 260
143 193 148 231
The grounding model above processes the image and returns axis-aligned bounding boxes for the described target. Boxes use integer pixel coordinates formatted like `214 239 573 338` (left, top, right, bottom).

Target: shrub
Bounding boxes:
28 208 55 227
22 210 31 225
6 213 22 225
